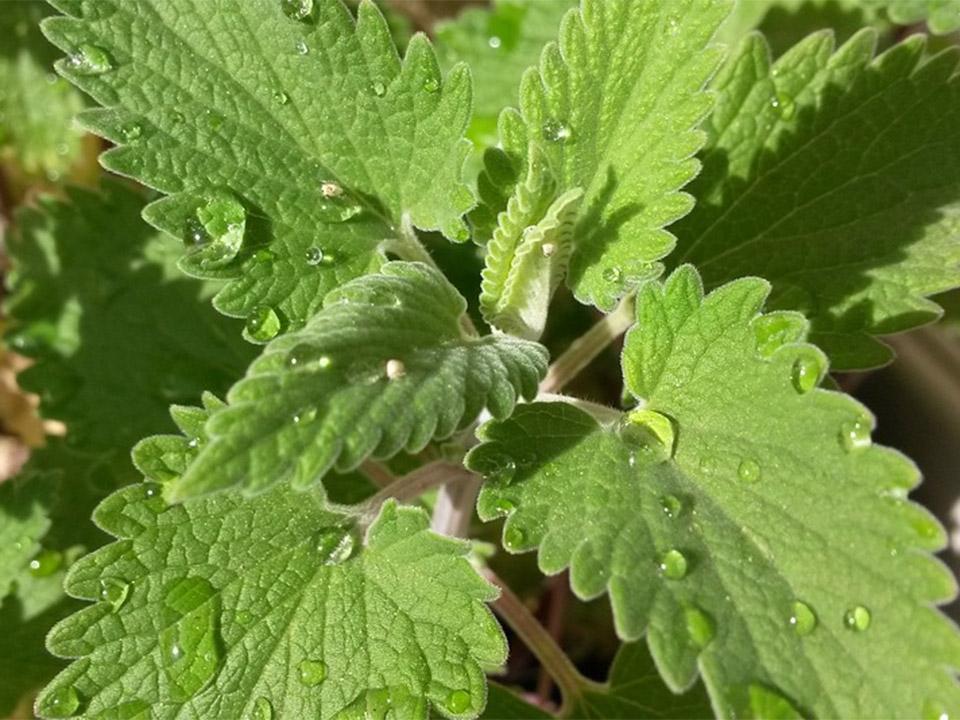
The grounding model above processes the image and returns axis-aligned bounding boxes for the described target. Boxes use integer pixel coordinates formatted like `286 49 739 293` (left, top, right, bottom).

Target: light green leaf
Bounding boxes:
467 266 960 718
874 0 960 33
671 31 960 369
435 0 575 134
0 0 86 184
480 143 584 339
41 0 474 332
573 642 712 719
0 473 56 600
38 477 506 719
169 261 547 500
476 0 729 310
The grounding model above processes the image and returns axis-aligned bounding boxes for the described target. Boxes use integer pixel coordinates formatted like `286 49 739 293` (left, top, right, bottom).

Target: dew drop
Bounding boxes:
658 549 688 580
542 118 572 143
752 313 803 357
840 416 872 452
737 458 761 483
316 527 355 565
660 494 682 518
99 577 131 612
844 605 871 631
685 606 714 649
446 689 472 714
273 90 289 105
503 525 526 552
473 452 517 485
245 305 281 342
923 698 950 720
304 246 325 266
423 77 440 93
286 344 332 370
602 266 623 284
120 121 142 142
295 40 309 55
254 696 274 720
385 358 406 380
183 216 209 247
38 685 80 718
280 0 313 21
488 36 502 49
775 91 796 120
493 497 516 517
292 407 317 425
194 193 247 267
253 248 276 264
789 600 817 636
68 44 112 75
298 659 327 687
29 549 63 577
236 610 253 626
372 81 386 97
159 576 222 701
619 409 676 463
791 352 823 394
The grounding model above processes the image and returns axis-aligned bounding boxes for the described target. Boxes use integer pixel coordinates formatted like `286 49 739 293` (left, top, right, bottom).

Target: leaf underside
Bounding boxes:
468 266 960 718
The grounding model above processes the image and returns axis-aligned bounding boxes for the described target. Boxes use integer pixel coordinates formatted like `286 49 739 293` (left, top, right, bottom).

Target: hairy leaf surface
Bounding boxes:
42 0 474 331
672 31 960 368
467 266 960 718
476 0 729 310
170 262 547 500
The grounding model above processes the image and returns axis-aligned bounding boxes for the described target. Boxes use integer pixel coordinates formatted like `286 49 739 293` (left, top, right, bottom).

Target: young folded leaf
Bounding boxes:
42 0 474 330
169 262 547 501
467 266 960 718
672 31 960 369
474 0 730 309
480 143 583 340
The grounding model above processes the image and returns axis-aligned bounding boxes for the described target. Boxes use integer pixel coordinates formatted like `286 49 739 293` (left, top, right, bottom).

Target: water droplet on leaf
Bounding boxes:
494 497 516 516
295 40 309 55
658 549 688 579
685 606 714 648
183 217 209 247
245 305 280 342
316 527 355 565
844 605 871 631
473 452 516 485
99 577 131 611
619 408 676 463
503 525 526 551
254 697 274 720
193 193 247 267
488 36 502 49
840 417 872 452
38 685 80 718
159 576 222 701
298 659 327 686
236 610 253 625
372 82 386 97
775 92 796 119
738 458 761 483
791 352 823 394
29 549 63 577
120 121 142 141
602 266 623 284
304 246 325 266
423 77 440 93
69 44 112 75
789 600 817 636
542 118 572 143
280 0 313 21
273 90 289 105
660 494 682 518
446 689 471 714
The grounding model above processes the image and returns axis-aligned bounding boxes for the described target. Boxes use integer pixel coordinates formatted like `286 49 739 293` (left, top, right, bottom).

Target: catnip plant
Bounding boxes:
2 0 960 718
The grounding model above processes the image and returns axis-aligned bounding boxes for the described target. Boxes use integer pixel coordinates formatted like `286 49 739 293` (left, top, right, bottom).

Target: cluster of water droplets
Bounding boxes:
182 192 247 269
67 44 113 75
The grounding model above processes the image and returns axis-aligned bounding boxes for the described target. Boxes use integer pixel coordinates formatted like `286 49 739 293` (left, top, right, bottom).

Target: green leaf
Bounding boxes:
481 684 552 719
0 473 56 600
0 0 86 184
467 266 960 718
41 0 474 331
875 0 960 33
480 143 584 339
573 642 713 719
435 0 575 134
168 261 547 500
476 0 729 310
38 472 506 719
671 31 960 369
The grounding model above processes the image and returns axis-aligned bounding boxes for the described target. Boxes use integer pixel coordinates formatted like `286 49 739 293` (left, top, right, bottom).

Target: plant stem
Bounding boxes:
431 475 482 537
538 393 623 424
540 295 635 394
484 568 602 716
359 460 395 489
359 461 469 521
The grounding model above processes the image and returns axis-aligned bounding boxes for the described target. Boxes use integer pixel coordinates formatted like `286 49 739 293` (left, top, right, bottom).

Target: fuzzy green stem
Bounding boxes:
540 295 635 394
485 568 603 716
